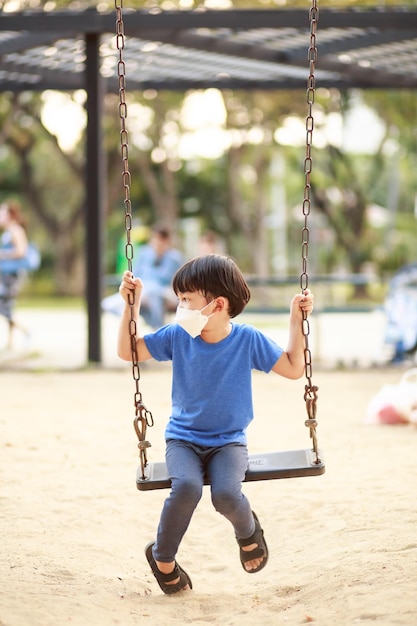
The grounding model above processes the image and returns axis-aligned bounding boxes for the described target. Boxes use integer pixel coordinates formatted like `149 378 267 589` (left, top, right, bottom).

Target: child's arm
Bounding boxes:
117 271 153 362
271 289 314 379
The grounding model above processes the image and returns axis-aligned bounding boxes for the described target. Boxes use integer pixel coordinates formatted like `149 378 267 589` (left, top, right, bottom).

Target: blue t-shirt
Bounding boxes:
144 323 283 447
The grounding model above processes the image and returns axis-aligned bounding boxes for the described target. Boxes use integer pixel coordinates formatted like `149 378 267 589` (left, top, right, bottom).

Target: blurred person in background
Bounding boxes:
0 200 29 348
132 225 184 329
103 224 184 330
198 230 224 256
383 263 417 364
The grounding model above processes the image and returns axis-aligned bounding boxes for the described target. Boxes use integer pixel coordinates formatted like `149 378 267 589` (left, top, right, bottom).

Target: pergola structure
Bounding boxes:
1 6 416 362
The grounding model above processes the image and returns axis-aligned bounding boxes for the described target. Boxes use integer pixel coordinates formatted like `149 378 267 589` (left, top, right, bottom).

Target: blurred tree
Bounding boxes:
1 0 416 296
0 92 85 294
310 89 417 293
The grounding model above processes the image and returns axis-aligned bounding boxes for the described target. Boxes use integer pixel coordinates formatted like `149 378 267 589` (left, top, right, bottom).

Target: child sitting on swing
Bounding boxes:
117 254 314 594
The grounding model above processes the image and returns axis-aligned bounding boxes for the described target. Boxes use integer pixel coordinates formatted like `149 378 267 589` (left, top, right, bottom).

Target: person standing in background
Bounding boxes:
0 200 29 348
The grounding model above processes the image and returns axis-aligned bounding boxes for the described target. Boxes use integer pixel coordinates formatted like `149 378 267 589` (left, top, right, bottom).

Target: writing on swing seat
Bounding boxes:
136 448 325 491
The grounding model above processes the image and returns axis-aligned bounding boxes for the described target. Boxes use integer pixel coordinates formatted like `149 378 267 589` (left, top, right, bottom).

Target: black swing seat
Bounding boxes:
136 448 325 491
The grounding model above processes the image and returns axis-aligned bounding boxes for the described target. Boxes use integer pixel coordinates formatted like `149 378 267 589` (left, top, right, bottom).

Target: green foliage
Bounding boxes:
1 4 417 293
363 90 417 154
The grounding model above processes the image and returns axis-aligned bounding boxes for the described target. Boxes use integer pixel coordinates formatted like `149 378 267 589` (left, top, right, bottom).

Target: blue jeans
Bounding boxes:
152 439 256 563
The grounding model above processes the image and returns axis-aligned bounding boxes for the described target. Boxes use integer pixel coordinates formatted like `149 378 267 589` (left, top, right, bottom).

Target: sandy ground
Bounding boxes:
1 308 417 625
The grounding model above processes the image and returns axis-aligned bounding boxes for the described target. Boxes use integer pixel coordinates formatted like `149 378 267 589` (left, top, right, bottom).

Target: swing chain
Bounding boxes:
301 0 321 464
115 0 153 479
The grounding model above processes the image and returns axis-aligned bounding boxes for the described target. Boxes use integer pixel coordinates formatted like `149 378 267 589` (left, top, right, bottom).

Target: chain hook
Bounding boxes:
133 404 152 480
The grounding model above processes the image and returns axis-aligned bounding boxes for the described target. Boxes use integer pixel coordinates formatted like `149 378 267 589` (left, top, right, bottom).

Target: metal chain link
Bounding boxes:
115 0 153 479
301 0 320 463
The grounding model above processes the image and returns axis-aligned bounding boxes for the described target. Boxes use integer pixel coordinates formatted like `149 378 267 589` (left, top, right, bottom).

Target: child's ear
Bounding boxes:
214 297 228 312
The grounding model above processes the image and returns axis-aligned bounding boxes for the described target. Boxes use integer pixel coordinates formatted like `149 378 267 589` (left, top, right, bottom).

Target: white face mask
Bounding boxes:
174 301 215 338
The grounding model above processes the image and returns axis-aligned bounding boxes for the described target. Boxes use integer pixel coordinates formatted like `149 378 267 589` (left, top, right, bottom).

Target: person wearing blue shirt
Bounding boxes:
132 225 184 329
102 224 183 328
0 200 29 348
118 254 314 594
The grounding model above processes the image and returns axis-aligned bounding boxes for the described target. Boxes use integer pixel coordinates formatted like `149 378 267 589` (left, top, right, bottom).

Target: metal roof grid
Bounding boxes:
3 36 85 71
0 67 40 86
0 32 18 46
208 27 303 49
122 38 307 82
199 26 366 54
98 29 344 91
334 37 417 76
0 8 416 91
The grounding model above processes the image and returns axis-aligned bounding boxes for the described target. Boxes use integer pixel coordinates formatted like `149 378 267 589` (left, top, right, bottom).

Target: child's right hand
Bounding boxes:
119 271 143 305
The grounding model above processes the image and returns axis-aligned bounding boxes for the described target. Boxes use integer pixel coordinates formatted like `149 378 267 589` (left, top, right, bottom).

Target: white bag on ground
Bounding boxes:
365 368 417 425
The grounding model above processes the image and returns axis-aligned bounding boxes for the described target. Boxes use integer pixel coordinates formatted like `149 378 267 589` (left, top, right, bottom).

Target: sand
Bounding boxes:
1 362 417 626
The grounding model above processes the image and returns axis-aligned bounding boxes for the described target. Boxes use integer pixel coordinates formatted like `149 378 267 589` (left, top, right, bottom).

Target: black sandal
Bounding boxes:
145 542 193 594
237 511 269 574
